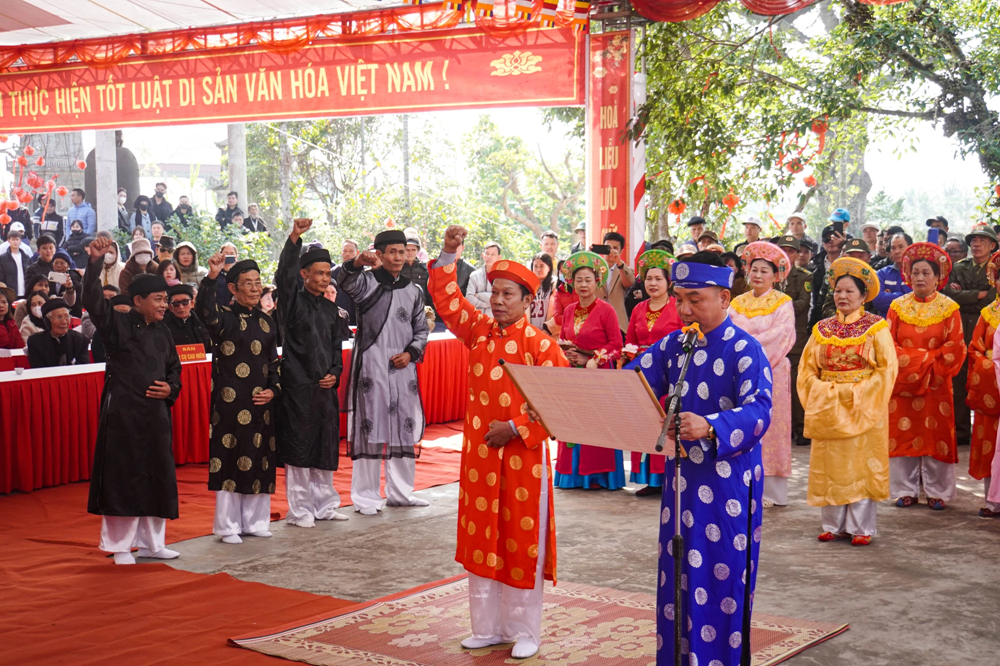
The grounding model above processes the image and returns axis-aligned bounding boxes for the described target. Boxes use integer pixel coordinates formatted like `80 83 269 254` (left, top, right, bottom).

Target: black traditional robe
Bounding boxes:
163 310 212 349
274 237 343 470
197 276 281 495
26 329 90 368
83 259 182 519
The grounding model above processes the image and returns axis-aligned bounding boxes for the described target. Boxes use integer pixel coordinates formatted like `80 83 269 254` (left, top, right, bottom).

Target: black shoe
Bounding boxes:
796 436 811 446
957 437 970 446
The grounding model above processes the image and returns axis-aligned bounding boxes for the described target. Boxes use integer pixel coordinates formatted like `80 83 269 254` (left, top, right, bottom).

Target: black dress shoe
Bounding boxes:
957 437 970 446
795 436 811 446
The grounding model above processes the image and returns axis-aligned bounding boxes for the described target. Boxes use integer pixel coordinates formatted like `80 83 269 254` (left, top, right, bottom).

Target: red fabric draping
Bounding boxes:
0 337 467 494
0 355 30 372
171 361 212 465
0 0 583 72
630 0 908 23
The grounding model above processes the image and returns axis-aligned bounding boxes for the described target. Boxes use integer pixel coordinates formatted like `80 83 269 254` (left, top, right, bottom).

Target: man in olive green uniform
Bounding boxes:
946 223 998 445
775 236 812 446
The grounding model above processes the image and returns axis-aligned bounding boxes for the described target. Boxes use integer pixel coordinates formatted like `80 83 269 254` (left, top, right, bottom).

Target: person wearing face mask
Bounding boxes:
117 188 131 232
119 238 159 292
97 237 125 288
19 291 49 344
13 274 49 329
130 195 156 236
26 298 90 368
150 182 174 225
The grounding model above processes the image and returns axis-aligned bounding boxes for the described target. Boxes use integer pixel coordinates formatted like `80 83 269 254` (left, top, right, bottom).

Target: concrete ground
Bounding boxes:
168 447 1000 665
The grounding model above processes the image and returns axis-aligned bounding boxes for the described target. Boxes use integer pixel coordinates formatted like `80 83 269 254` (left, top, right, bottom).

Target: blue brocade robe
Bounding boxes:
630 317 772 666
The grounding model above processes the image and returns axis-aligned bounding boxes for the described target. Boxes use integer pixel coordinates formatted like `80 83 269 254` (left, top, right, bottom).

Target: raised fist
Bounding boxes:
87 236 114 261
443 225 468 254
355 250 378 267
207 252 226 277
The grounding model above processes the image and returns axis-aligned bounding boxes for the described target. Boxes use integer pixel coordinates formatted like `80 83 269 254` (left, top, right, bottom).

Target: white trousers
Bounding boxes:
351 456 416 512
820 499 878 537
99 516 166 554
763 475 788 505
889 457 956 501
213 491 271 536
468 444 548 646
984 477 1000 511
285 465 341 526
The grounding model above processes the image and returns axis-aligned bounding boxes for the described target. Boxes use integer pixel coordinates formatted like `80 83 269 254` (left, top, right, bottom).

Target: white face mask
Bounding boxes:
135 253 152 266
104 253 117 265
31 306 42 318
118 195 127 205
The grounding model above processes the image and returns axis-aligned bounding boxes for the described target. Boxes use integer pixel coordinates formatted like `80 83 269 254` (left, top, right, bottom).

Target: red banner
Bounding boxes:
586 32 631 259
0 26 584 134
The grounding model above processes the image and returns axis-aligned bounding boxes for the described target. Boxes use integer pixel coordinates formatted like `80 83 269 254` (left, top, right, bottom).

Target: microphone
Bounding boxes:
679 322 703 351
653 323 703 453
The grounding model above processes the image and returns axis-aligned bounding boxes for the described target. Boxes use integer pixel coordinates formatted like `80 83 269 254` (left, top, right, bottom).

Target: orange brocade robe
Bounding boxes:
966 299 1000 479
428 261 570 590
886 293 967 464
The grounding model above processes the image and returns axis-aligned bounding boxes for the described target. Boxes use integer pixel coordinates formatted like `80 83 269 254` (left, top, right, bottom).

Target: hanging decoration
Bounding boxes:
719 189 739 239
803 174 817 188
0 142 61 219
668 198 687 231
629 0 911 24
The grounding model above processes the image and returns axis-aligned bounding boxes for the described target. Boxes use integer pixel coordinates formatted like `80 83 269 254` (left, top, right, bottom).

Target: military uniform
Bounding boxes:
775 236 813 445
948 258 995 443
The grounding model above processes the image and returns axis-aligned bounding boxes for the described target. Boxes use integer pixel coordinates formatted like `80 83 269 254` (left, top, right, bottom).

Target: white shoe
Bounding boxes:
137 547 180 559
317 511 349 521
245 530 272 538
461 635 504 649
221 534 243 544
357 506 379 516
511 638 539 659
113 552 136 565
388 497 430 507
287 518 315 528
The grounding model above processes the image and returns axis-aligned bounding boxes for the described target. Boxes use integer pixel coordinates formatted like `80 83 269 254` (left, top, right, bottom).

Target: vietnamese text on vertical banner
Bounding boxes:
587 32 631 260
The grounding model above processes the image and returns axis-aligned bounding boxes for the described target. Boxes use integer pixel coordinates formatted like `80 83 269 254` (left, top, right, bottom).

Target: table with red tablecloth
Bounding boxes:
0 332 468 495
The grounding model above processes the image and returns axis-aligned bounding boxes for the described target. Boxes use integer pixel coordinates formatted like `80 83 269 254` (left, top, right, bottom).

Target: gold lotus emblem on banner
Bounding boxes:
490 51 543 76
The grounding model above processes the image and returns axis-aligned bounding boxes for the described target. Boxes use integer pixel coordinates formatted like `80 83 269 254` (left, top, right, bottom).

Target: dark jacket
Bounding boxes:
777 266 812 358
456 258 474 295
0 248 28 296
948 257 994 345
174 204 194 226
163 310 212 349
150 196 174 225
400 260 430 304
62 230 93 270
1 208 31 241
215 205 244 229
25 257 54 283
330 264 357 325
118 256 160 293
27 329 90 368
242 216 267 234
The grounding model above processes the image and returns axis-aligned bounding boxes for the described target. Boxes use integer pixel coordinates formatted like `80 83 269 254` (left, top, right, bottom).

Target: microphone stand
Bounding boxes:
653 326 700 666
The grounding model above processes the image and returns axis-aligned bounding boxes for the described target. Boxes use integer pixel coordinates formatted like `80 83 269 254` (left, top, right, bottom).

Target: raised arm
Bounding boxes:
82 236 123 342
427 225 489 348
196 252 240 341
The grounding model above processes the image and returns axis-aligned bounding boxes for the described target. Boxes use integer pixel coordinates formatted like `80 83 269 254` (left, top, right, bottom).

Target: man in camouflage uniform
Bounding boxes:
775 235 813 446
946 223 999 445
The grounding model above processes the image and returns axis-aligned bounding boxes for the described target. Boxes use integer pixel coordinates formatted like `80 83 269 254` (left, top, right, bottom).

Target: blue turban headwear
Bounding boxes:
670 262 734 289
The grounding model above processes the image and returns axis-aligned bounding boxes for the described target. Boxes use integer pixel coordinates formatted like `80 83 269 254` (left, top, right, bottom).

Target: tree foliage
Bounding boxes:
638 0 1000 236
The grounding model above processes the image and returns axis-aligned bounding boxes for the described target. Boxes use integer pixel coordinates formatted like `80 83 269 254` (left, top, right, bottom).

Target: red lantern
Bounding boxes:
995 185 1000 198
804 175 817 188
16 156 27 167
76 160 87 170
35 157 45 167
722 191 739 211
18 191 33 203
56 186 69 197
22 145 35 157
668 199 687 216
0 135 7 142
0 213 9 226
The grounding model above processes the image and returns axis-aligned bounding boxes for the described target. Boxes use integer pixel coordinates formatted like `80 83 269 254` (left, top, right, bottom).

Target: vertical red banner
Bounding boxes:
586 32 631 259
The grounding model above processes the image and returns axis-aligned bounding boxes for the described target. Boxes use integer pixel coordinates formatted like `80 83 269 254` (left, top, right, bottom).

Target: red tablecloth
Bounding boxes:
0 353 30 372
0 335 468 495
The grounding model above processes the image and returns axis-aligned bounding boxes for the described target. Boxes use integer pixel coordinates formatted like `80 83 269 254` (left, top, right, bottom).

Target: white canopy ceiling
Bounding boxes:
0 0 392 46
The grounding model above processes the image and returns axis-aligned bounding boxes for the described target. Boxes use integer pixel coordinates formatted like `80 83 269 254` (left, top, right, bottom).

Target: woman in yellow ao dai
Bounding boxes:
728 241 796 506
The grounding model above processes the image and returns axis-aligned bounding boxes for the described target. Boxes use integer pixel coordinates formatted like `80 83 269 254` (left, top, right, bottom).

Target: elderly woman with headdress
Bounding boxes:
553 251 626 490
727 241 797 507
622 249 683 496
967 249 1000 517
887 242 966 511
798 257 897 545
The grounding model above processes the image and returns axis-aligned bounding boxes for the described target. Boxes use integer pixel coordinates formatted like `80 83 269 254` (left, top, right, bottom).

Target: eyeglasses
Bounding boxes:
170 299 191 307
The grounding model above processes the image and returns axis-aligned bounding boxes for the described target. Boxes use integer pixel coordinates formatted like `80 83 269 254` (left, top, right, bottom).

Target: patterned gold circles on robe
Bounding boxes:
502 507 511 521
468 468 479 482
212 411 221 425
527 544 538 558
238 409 252 425
259 318 270 333
269 482 276 493
450 298 460 312
237 456 253 471
540 338 551 352
525 327 536 338
263 363 269 378
251 340 262 355
209 458 222 473
492 499 499 513
473 363 484 376
505 340 518 354
524 352 534 366
480 391 490 405
459 310 469 324
515 487 529 501
254 433 262 447
222 434 237 448
490 366 504 381
476 497 487 511
520 516 534 530
506 538 518 552
252 479 262 494
239 318 247 331
509 455 523 470
486 472 497 486
236 362 250 378
222 479 236 492
467 521 476 536
446 281 458 295
487 552 497 567
472 416 481 430
499 392 511 407
220 341 236 356
532 464 543 479
222 387 236 403
263 410 270 425
444 263 455 274
487 340 495 353
478 444 489 459
252 386 263 396
511 568 524 581
262 458 269 471
473 549 484 564
269 436 276 451
517 425 530 439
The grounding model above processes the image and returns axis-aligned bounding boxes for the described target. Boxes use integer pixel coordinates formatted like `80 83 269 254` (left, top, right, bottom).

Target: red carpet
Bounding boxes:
0 423 463 665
